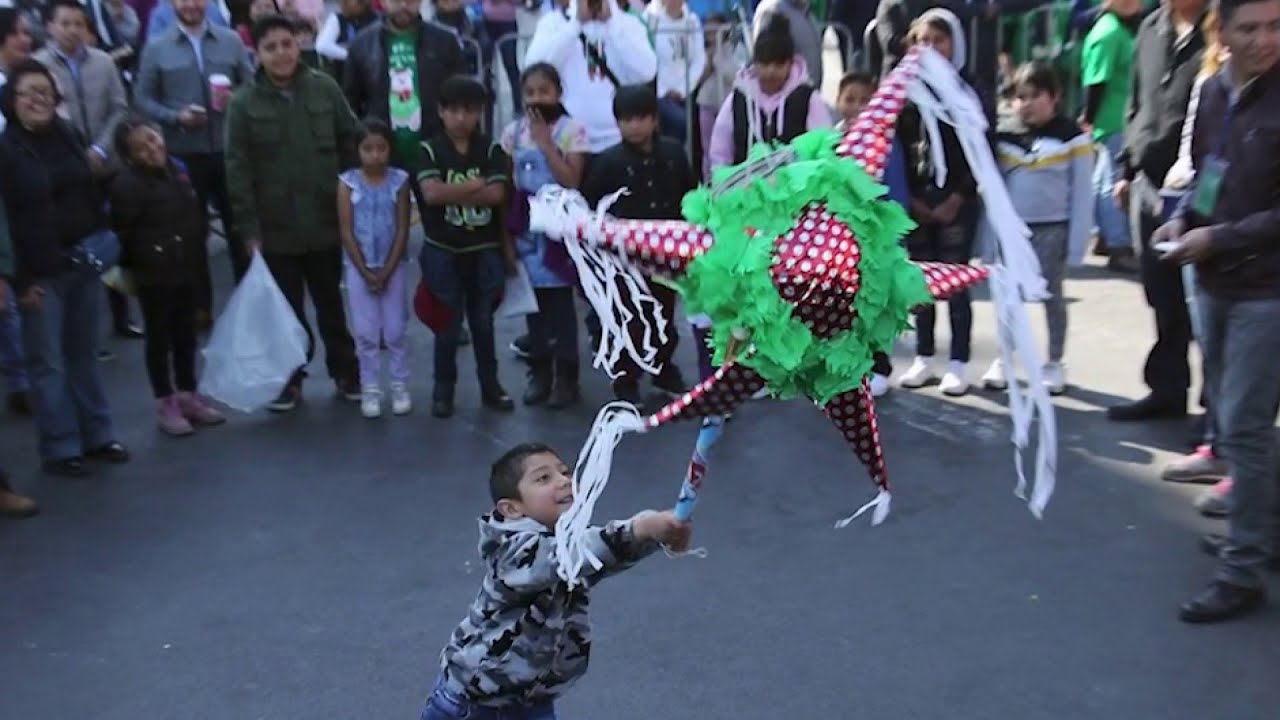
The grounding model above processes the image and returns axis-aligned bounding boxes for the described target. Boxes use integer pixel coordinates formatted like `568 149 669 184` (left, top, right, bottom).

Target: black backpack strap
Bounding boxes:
579 33 621 88
730 90 748 166
780 85 815 143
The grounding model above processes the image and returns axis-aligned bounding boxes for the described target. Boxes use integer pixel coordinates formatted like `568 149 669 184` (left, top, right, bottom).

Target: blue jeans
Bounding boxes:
1197 292 1280 589
420 676 557 720
657 96 688 144
1093 133 1131 251
906 221 973 362
21 269 115 462
0 285 28 393
419 244 504 387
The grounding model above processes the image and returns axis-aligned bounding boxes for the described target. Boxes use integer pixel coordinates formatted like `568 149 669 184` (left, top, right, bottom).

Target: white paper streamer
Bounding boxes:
529 186 670 377
554 402 648 586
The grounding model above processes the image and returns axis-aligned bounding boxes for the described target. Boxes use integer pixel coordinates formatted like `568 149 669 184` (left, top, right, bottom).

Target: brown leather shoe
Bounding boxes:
0 478 38 518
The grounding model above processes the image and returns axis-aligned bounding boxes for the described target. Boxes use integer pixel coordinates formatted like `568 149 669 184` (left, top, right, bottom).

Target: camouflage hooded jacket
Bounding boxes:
439 513 658 707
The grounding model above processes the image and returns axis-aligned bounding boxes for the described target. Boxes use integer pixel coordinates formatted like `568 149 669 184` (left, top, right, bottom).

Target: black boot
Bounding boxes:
546 360 581 409
481 377 515 412
523 357 553 406
432 383 455 418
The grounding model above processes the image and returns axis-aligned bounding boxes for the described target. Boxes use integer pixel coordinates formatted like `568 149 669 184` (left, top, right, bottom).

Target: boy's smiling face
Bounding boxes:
496 452 574 528
836 80 873 123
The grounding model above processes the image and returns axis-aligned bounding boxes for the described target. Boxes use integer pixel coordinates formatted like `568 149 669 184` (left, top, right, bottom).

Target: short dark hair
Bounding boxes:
0 58 59 123
1218 0 1277 23
838 71 876 94
490 442 561 504
613 83 657 119
250 13 297 48
753 13 795 65
1012 61 1062 98
43 0 87 25
0 8 24 42
439 74 489 108
353 116 394 146
113 114 162 162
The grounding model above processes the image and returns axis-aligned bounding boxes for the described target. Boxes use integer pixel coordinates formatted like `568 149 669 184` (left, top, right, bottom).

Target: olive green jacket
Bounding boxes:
224 67 359 255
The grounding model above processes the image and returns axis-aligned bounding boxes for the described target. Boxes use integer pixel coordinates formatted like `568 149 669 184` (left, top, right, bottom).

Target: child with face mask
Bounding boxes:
501 63 590 409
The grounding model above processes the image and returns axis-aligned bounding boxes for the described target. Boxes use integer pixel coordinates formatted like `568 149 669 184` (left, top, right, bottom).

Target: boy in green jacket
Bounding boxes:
224 14 362 413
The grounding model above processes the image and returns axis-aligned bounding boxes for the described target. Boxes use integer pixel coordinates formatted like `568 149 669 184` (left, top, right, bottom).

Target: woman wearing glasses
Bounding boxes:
0 60 130 480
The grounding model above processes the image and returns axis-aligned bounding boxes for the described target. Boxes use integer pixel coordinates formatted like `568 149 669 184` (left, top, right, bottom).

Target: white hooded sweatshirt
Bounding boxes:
643 1 706 101
523 0 658 153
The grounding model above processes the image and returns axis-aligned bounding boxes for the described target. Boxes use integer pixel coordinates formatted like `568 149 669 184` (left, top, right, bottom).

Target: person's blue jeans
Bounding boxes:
906 221 973 362
0 285 28 394
1093 133 1131 251
1197 292 1280 589
419 244 505 387
486 19 521 115
657 96 688 144
420 675 557 720
21 268 115 462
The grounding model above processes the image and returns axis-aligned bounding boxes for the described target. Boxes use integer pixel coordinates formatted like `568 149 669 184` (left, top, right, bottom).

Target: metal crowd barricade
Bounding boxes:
487 17 859 169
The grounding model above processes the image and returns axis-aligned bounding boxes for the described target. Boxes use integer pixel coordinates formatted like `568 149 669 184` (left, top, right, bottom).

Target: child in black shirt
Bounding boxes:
418 75 513 419
581 85 694 407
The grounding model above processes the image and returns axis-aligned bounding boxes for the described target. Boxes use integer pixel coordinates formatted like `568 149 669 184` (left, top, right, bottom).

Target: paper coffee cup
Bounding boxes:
209 74 232 113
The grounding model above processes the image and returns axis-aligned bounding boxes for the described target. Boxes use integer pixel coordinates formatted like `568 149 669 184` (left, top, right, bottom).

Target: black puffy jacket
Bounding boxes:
109 159 205 287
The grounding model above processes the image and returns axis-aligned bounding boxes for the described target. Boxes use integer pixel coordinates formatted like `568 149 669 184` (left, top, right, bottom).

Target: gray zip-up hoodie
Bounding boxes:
439 513 658 707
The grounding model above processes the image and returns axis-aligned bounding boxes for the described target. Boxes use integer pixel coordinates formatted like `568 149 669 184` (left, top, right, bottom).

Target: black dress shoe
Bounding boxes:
481 384 515 412
1106 395 1187 422
43 457 91 477
1179 581 1266 623
1199 533 1280 570
7 391 31 417
432 384 455 418
114 323 144 339
431 398 454 418
85 441 130 463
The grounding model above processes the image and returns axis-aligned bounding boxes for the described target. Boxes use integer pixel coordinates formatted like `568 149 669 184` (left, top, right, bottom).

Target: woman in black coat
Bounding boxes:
0 59 129 476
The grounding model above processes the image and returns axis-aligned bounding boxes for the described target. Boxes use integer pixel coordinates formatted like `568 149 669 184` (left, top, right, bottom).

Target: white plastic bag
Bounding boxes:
199 254 308 412
497 264 539 318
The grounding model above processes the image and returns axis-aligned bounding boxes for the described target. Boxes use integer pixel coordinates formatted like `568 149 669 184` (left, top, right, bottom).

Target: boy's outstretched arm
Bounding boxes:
494 512 691 595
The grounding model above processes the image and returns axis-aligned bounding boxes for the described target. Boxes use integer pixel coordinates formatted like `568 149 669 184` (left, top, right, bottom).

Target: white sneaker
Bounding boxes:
981 358 1008 390
360 386 382 419
1042 362 1066 396
390 382 412 415
940 361 969 397
868 373 890 397
898 356 936 389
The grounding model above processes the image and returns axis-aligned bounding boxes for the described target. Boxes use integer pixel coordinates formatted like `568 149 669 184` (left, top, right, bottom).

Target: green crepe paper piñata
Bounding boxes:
676 129 931 405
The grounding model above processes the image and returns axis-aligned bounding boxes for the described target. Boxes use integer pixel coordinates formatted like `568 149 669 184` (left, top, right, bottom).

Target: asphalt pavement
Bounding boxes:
1 243 1278 720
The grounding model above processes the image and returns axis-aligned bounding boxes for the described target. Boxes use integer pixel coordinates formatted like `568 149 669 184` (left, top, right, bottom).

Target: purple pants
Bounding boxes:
345 263 409 387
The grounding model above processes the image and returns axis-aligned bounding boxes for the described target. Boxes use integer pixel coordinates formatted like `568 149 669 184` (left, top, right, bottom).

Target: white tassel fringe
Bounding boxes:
835 489 892 529
906 48 1057 517
530 186 669 378
554 402 648 586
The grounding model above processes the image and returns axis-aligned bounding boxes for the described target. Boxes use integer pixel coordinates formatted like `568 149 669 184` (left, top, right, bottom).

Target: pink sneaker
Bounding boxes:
1195 477 1232 518
178 392 226 426
158 396 194 436
1160 445 1229 484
